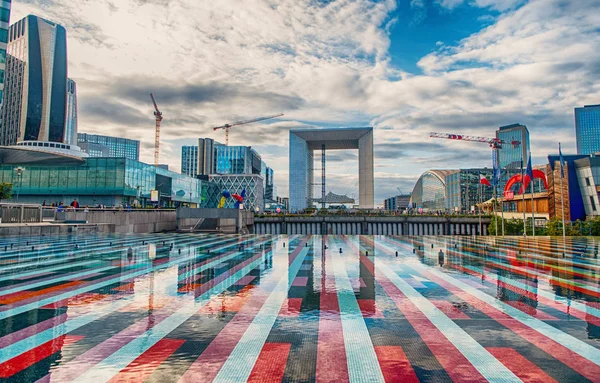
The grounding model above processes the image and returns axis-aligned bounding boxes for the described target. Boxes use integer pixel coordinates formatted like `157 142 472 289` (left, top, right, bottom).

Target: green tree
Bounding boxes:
0 183 13 203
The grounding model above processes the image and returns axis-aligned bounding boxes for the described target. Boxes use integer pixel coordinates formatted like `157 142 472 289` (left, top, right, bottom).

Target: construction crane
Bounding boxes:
150 93 163 166
213 113 284 146
428 132 520 149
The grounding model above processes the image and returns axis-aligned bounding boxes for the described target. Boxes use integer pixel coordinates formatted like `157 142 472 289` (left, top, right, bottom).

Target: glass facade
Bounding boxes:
209 174 264 212
0 16 69 145
65 78 77 145
496 124 530 170
181 145 198 177
575 156 600 217
214 144 261 175
0 0 10 106
575 105 600 155
289 132 313 212
410 170 455 212
0 158 219 207
445 169 494 212
78 133 140 161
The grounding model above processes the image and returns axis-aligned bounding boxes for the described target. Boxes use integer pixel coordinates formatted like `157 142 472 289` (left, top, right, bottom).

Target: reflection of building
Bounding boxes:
78 133 140 161
496 123 529 169
410 170 456 212
547 154 588 221
0 1 12 109
289 127 374 211
210 174 264 212
0 157 219 207
181 145 198 177
383 194 411 211
574 155 600 217
1 16 71 145
575 105 600 155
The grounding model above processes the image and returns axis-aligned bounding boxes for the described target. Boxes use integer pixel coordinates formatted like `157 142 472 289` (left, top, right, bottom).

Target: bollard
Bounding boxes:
32 246 34 251
26 241 29 245
110 242 112 246
283 242 286 248
306 243 308 247
413 248 416 254
366 251 369 256
10 244 13 249
178 249 181 254
396 251 398 257
431 244 434 248
4 246 6 251
207 249 210 254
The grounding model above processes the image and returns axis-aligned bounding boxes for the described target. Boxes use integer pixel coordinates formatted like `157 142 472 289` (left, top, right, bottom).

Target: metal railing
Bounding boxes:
0 204 43 223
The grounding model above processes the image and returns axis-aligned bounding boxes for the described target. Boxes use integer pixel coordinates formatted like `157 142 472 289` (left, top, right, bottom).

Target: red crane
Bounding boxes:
150 93 163 166
213 113 284 146
429 132 521 149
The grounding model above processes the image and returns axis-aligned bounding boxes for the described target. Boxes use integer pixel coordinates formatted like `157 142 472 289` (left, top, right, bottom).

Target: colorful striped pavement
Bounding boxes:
1 233 600 382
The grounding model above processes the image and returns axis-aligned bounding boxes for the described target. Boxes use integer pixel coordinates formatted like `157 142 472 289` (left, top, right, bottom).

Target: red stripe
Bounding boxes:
0 335 83 378
415 267 600 381
487 348 558 383
247 343 291 383
374 346 419 383
107 339 184 383
279 298 302 317
292 276 308 286
0 281 83 305
357 299 384 318
430 300 470 320
316 246 349 383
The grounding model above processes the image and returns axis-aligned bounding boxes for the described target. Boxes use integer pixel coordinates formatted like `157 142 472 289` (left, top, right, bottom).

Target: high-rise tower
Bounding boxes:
575 104 600 155
0 2 11 110
0 15 70 146
496 123 530 169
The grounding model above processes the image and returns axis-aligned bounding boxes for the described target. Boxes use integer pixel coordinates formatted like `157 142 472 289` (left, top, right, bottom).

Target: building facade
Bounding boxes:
214 144 262 175
496 123 530 169
410 170 457 212
547 154 588 222
181 145 198 177
445 169 494 212
197 138 215 176
289 127 374 212
575 105 600 155
574 156 600 217
65 78 77 145
1 15 70 146
0 1 11 109
0 157 220 208
383 194 411 211
77 133 140 160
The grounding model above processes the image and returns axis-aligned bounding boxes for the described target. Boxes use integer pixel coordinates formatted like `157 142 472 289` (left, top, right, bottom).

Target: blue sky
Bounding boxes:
10 0 600 204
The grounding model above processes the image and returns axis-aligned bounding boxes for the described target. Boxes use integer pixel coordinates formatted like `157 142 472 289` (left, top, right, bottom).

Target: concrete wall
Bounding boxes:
0 223 111 237
57 210 176 233
177 208 254 233
254 216 491 236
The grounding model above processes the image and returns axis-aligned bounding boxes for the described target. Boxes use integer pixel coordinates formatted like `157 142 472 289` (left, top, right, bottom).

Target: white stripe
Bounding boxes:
213 246 309 382
376 260 521 382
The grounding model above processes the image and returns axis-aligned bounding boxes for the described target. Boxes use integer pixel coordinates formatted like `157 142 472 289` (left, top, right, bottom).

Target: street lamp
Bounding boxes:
14 167 24 203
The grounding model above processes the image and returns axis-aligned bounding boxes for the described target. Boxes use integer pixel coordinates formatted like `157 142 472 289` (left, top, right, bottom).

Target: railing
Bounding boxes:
0 204 43 223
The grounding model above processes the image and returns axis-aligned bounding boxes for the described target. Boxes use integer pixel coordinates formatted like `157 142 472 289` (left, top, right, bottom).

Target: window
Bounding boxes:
586 177 591 186
0 8 9 23
0 29 7 43
591 196 597 212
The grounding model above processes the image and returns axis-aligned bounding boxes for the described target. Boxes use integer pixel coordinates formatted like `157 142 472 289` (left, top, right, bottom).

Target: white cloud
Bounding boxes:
8 0 600 202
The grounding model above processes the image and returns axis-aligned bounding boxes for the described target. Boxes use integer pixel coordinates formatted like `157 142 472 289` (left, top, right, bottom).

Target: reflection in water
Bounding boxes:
1 234 600 381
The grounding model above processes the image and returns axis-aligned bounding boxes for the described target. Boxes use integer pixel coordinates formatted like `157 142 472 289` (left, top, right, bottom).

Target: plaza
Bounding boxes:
0 233 599 381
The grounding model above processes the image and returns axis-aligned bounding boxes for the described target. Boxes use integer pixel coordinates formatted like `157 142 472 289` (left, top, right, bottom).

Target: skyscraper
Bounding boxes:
0 2 11 108
496 123 530 169
77 133 140 160
0 15 70 146
65 78 77 145
575 104 600 155
197 138 215 176
181 145 198 177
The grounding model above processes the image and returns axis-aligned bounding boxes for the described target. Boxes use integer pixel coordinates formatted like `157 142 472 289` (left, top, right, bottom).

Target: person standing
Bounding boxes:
71 199 79 209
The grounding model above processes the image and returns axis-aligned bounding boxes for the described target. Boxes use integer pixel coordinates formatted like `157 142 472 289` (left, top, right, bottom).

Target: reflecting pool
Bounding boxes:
0 234 600 382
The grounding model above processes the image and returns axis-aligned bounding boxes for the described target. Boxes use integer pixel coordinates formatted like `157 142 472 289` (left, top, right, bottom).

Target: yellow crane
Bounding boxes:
150 93 163 166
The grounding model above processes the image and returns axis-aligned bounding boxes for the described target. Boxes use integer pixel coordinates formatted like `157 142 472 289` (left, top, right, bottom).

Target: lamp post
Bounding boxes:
14 167 24 203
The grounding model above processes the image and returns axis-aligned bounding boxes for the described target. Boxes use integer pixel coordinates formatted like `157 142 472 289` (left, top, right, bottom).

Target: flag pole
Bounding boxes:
559 143 566 253
501 169 505 237
521 155 526 237
479 171 482 236
530 152 535 236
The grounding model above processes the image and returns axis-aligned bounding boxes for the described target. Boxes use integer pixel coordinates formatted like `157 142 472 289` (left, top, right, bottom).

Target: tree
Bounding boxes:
0 183 13 203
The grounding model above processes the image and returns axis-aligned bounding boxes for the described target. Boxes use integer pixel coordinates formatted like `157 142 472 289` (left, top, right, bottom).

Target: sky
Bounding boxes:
10 0 600 204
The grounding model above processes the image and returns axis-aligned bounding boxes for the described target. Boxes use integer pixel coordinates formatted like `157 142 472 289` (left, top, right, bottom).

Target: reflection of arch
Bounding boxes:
504 170 548 195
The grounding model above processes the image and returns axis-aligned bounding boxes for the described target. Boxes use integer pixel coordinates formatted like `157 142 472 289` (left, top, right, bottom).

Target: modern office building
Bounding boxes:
0 15 71 146
197 138 215 176
289 127 374 212
65 78 77 145
547 154 588 222
181 145 198 177
0 1 11 109
445 169 494 212
0 157 220 208
77 133 140 160
496 123 530 169
410 170 457 212
574 155 600 217
261 161 275 202
209 174 264 212
214 144 262 175
383 194 411 211
575 105 600 155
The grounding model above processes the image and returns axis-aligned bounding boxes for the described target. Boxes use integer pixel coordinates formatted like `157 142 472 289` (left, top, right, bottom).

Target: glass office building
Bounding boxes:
445 169 494 212
261 160 275 202
65 78 77 145
209 174 264 212
181 145 198 177
1 15 69 145
410 170 456 212
496 123 530 169
575 105 600 155
0 158 219 207
214 144 262 175
0 1 11 107
575 156 600 217
78 133 140 160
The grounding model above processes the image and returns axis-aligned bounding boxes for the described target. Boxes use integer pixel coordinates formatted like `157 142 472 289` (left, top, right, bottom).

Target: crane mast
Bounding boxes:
213 113 284 145
150 93 163 166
